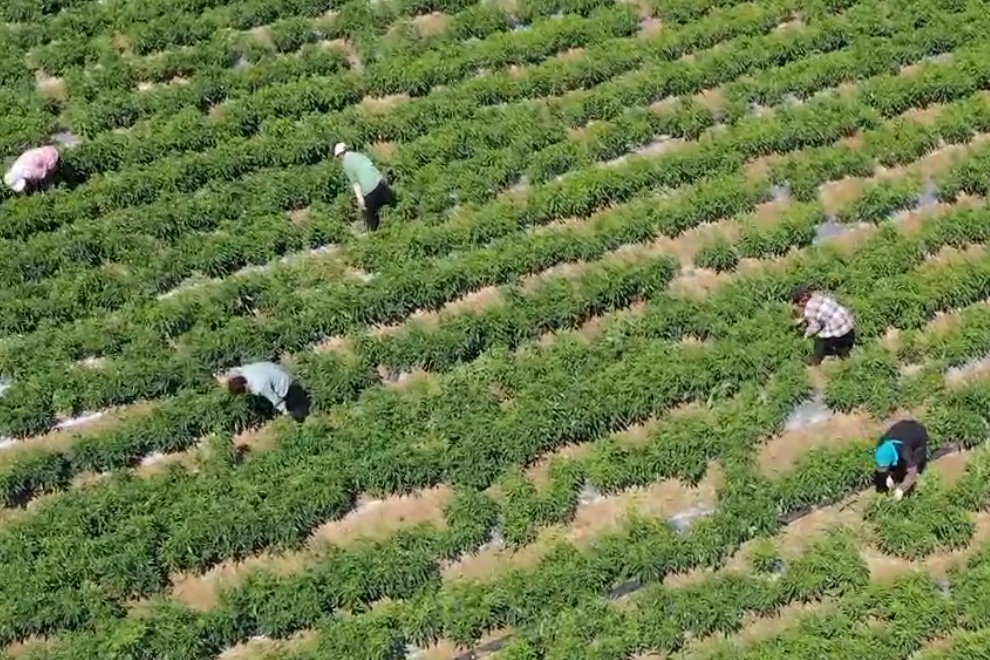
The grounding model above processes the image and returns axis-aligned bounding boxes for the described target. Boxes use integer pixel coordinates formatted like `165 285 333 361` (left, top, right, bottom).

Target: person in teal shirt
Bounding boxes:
874 419 928 500
224 361 310 422
334 142 396 231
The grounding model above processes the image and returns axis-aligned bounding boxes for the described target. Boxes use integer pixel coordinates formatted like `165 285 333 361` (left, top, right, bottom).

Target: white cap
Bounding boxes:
333 142 347 157
4 171 25 192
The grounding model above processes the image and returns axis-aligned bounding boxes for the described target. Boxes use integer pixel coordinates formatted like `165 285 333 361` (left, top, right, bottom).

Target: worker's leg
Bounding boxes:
809 337 827 365
832 329 856 358
362 185 387 231
379 182 396 208
914 445 928 474
283 383 311 422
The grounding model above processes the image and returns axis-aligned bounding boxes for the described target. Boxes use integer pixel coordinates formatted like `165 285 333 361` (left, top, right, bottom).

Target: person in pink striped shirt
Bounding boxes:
4 146 59 193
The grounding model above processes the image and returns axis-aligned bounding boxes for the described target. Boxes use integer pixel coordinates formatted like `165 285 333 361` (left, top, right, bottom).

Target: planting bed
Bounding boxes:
5 0 990 658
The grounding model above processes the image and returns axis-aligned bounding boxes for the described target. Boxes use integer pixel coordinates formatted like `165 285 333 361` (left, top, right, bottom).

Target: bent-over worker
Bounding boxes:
790 286 856 366
5 145 59 193
874 419 928 500
224 361 310 422
334 142 396 232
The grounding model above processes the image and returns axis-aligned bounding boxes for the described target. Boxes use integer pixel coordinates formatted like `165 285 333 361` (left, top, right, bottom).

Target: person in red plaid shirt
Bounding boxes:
790 286 856 365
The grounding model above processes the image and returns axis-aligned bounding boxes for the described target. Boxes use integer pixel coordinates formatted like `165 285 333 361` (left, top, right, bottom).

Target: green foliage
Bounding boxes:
865 475 975 559
746 537 783 573
694 234 739 272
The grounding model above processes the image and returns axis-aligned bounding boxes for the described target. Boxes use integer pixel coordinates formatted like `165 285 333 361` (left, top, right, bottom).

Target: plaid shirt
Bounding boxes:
803 293 854 338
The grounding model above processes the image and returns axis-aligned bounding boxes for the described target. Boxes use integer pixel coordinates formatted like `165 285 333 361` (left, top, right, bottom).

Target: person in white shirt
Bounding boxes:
223 361 310 422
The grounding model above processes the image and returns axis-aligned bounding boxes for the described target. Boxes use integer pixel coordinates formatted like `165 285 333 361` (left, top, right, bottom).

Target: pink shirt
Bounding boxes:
5 146 59 190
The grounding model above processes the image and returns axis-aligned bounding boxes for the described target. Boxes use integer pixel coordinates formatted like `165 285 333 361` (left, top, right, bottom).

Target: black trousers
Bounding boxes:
283 383 311 422
810 329 856 365
363 181 396 231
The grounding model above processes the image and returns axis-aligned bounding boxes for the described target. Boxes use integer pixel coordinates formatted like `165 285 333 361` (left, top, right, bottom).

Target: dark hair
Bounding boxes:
227 375 248 394
790 285 811 305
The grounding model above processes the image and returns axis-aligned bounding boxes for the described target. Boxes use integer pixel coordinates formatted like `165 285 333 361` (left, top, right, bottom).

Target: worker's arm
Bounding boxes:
803 305 821 338
353 183 365 209
898 466 919 494
256 381 287 413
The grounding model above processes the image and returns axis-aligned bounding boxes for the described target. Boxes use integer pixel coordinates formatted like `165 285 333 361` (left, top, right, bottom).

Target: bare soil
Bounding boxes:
359 94 410 112
567 464 721 547
34 72 66 99
412 12 449 36
309 485 452 546
442 527 558 581
4 635 55 657
819 176 865 217
286 208 309 223
415 628 512 660
248 26 274 49
523 442 593 486
904 104 945 125
773 18 804 31
313 335 354 355
447 465 721 582
639 17 662 36
742 154 782 180
0 402 154 465
757 411 879 475
669 266 732 297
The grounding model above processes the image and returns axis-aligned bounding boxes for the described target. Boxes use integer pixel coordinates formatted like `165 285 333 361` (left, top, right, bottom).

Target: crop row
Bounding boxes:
60 0 981 167
1 197 989 644
2 78 988 447
0 42 985 382
0 0 792 165
5 0 627 62
0 0 963 295
17 352 990 659
184 330 990 659
0 7 852 313
0 0 968 159
3 0 833 222
5 23 988 348
51 0 791 144
488 446 990 660
0 109 981 502
0 172 770 498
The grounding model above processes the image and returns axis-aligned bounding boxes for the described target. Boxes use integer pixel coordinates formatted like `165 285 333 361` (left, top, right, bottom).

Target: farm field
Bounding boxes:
6 0 990 657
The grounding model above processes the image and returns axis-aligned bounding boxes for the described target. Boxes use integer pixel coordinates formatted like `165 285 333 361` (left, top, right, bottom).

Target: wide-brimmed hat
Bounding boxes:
333 142 347 157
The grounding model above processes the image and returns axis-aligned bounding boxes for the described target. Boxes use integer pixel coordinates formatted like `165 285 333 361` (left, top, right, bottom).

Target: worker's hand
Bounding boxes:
357 197 366 210
885 475 894 490
893 488 904 501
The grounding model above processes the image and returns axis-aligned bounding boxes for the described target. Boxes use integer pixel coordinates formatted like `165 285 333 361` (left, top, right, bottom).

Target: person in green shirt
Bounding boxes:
334 142 396 231
224 361 310 422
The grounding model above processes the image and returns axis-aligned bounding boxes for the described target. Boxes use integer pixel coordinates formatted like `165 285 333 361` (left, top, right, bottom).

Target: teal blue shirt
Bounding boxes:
341 151 383 196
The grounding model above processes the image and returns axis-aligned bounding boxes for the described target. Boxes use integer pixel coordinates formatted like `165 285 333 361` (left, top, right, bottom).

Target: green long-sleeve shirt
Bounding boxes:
341 151 383 196
229 362 292 412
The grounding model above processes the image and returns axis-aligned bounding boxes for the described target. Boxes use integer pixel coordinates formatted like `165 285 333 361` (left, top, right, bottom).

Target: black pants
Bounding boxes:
810 329 856 365
283 383 311 422
363 181 396 231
